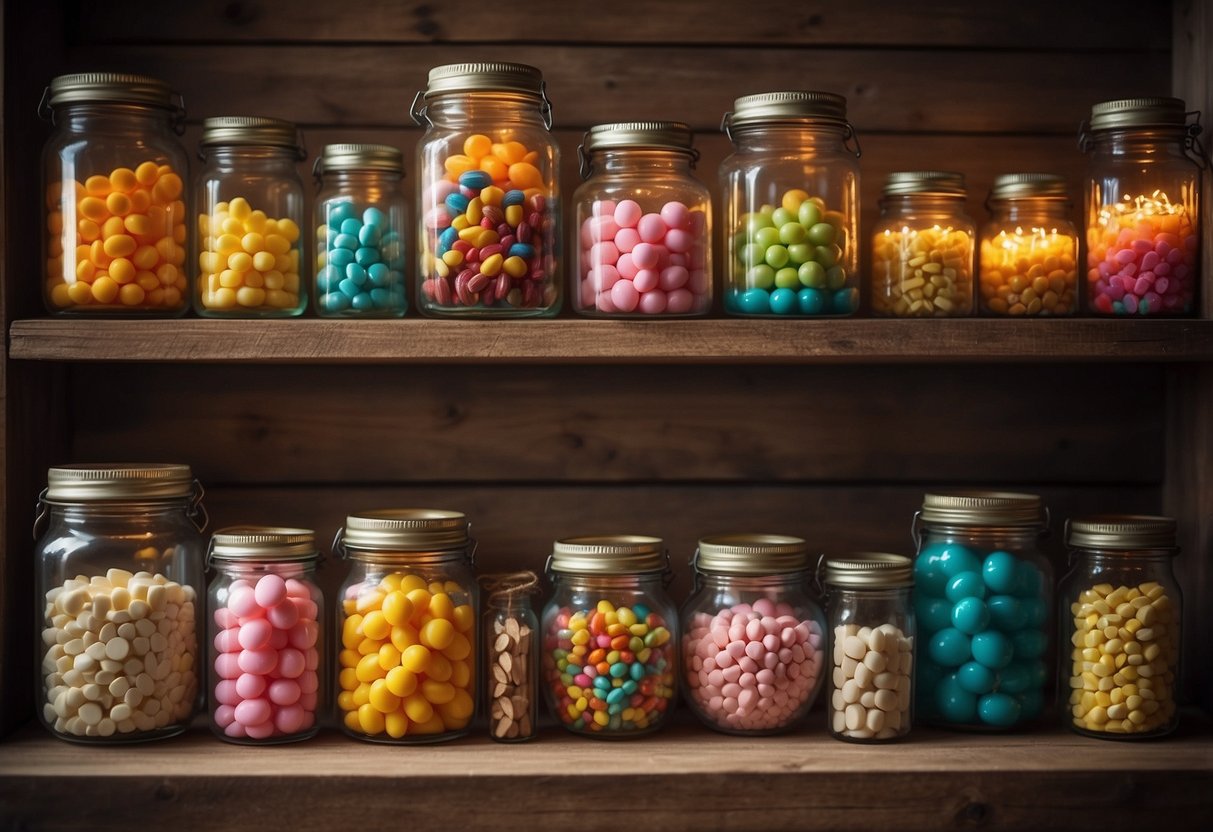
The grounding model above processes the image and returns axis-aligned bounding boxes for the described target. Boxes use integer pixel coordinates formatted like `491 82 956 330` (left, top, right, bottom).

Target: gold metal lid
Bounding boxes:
316 143 404 174
341 508 469 552
210 526 317 561
920 491 1045 528
695 534 809 575
200 116 301 149
423 62 544 97
45 463 194 502
989 173 1069 201
1067 515 1178 550
823 553 914 588
1089 97 1187 131
584 121 694 153
550 535 665 575
724 91 848 130
882 171 967 198
46 72 174 109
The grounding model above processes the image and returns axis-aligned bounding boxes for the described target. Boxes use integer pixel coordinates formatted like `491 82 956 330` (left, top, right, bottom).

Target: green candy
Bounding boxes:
771 207 796 227
743 212 773 233
797 200 822 227
827 265 847 290
764 244 790 269
778 222 807 245
740 242 765 267
807 222 838 246
798 260 826 288
786 243 813 265
815 244 840 268
774 267 800 289
747 264 776 289
754 226 781 250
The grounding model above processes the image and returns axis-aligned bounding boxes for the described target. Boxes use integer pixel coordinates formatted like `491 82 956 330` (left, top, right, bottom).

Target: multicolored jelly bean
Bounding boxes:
1086 193 1197 315
315 202 406 316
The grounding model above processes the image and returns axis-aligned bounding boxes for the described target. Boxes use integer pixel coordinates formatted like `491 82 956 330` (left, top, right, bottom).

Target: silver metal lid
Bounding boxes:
584 122 694 153
695 534 809 575
46 72 174 109
989 173 1069 201
550 535 665 574
1067 515 1178 550
210 526 317 561
45 463 194 502
423 62 544 98
725 91 848 130
882 171 967 198
920 491 1045 528
341 508 469 552
823 553 914 588
1089 97 1187 131
316 143 404 174
200 116 301 149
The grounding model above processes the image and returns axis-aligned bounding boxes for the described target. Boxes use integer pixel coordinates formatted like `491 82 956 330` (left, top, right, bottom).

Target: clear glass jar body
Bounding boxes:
541 573 677 737
1084 129 1200 316
681 572 825 734
913 525 1051 729
871 194 975 316
208 561 323 743
194 146 307 317
35 501 204 742
720 124 860 316
826 586 914 741
572 148 711 316
417 94 560 316
486 594 538 742
314 169 408 317
42 105 190 315
979 201 1079 316
1058 549 1180 738
336 550 477 742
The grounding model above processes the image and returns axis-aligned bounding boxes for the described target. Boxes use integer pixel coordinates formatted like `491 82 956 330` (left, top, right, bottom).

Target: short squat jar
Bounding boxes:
572 122 711 316
194 116 307 317
335 509 477 743
822 554 915 742
912 491 1051 730
207 527 323 744
1060 515 1181 739
40 72 190 314
681 534 825 735
541 536 677 737
979 173 1079 316
871 171 975 317
412 62 560 316
720 91 861 317
34 464 206 742
313 143 408 317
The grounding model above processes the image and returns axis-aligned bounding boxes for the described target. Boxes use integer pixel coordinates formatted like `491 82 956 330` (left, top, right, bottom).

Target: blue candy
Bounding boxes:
345 263 368 285
985 595 1022 630
946 571 987 603
317 265 343 293
338 277 362 299
328 201 357 229
323 292 351 312
367 263 390 287
956 660 996 695
737 288 772 315
329 248 355 269
981 551 1019 593
928 627 971 667
351 293 374 311
445 193 470 215
507 243 535 259
833 287 858 314
996 661 1031 694
936 674 978 722
358 224 381 247
977 692 1021 727
769 287 797 315
458 169 493 190
938 545 982 579
369 288 392 308
363 206 387 228
438 226 459 254
797 287 827 315
916 596 953 633
340 217 362 236
333 233 359 251
970 630 1013 669
354 246 381 267
951 597 990 635
502 189 526 206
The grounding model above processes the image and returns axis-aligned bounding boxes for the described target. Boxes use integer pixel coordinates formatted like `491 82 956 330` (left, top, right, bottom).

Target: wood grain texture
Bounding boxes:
1172 0 1213 319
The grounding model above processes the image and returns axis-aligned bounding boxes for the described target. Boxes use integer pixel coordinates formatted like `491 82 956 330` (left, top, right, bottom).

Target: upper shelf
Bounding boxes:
9 317 1213 364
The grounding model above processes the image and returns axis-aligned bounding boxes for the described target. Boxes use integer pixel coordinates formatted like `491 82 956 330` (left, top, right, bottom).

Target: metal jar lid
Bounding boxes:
550 535 665 575
882 171 967 198
822 553 914 588
920 491 1045 528
1088 97 1187 132
989 173 1069 201
209 526 318 562
44 72 175 109
315 143 404 175
584 122 694 153
45 463 194 502
694 534 809 576
422 62 544 97
1066 515 1178 551
340 508 469 553
200 116 302 150
724 91 848 131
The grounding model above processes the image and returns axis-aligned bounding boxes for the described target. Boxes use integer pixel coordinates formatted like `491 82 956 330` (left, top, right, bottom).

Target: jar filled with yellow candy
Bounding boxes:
979 174 1078 316
39 73 190 315
194 117 307 317
334 509 478 743
870 172 974 317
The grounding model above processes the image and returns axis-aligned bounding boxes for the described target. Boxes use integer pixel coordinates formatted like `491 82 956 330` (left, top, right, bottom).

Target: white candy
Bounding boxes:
831 622 913 741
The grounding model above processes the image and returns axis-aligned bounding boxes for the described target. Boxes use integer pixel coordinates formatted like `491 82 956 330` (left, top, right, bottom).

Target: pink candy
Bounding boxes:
1087 212 1197 315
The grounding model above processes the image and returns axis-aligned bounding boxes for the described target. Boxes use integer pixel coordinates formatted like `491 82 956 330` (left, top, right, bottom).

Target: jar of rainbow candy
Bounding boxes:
541 535 677 738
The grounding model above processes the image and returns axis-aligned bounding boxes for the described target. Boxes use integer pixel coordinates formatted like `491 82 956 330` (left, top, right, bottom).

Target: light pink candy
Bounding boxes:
614 199 642 228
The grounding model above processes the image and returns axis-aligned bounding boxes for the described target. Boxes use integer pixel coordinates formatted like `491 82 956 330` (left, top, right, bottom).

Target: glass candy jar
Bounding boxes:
484 571 540 742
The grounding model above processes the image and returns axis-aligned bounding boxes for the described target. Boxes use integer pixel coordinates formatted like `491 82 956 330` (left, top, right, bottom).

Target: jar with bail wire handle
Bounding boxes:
412 62 561 316
40 73 190 315
334 509 477 743
206 527 323 744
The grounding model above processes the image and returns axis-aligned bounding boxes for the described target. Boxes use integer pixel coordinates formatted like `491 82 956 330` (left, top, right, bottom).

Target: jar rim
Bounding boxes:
210 525 318 562
822 552 914 588
920 490 1044 528
46 72 175 110
316 143 404 174
423 62 544 98
1089 97 1188 132
1067 514 1178 551
340 508 469 553
45 463 194 502
584 121 694 154
550 535 665 574
724 90 848 131
695 533 808 575
882 171 967 198
988 173 1070 201
200 116 301 150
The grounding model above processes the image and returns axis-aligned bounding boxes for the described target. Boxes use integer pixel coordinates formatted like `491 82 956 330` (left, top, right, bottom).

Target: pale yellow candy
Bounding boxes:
870 225 973 317
196 198 302 311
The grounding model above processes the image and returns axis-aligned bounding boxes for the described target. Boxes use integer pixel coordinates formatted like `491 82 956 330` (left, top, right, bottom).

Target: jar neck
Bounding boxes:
880 193 969 219
1069 547 1176 563
553 571 665 591
55 103 172 133
589 148 694 176
48 498 194 522
346 548 469 567
322 169 402 187
921 523 1042 548
696 571 807 591
730 122 850 153
423 92 549 129
828 585 911 602
204 145 300 169
988 199 1072 225
1088 126 1192 159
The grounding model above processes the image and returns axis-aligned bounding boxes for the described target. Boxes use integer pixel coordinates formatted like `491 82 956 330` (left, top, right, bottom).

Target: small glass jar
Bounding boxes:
194 116 307 317
822 554 915 742
979 174 1079 316
871 171 975 317
40 73 190 315
206 526 323 744
485 575 539 742
412 62 560 316
541 536 677 738
34 464 206 742
1081 97 1203 316
912 491 1051 730
1060 515 1181 739
720 91 861 317
681 534 825 735
334 509 477 743
571 122 711 316
313 143 408 317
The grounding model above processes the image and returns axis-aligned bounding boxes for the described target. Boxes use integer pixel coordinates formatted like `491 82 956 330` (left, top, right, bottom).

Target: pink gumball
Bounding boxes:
235 672 267 700
595 293 618 313
637 213 667 243
590 215 620 242
245 720 275 740
268 628 289 650
237 617 273 651
638 288 668 314
227 586 260 619
614 227 640 253
633 269 659 293
277 648 305 679
590 264 620 293
237 648 277 676
234 697 271 727
589 241 620 267
214 703 236 729
611 279 640 313
214 679 240 706
579 278 598 309
267 600 299 631
214 629 241 654
275 704 306 735
298 670 319 694
254 574 288 609
659 265 689 291
285 578 311 599
268 678 302 706
614 199 642 228
616 253 639 280
631 243 660 270
592 199 618 218
666 289 694 314
288 620 319 650
665 228 693 253
579 218 594 249
224 721 247 738
660 201 692 230
213 608 239 629
214 653 241 680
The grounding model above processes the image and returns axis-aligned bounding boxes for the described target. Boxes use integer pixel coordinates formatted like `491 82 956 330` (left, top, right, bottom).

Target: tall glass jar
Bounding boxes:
412 62 560 316
40 73 190 315
194 116 307 317
207 527 323 744
681 534 825 735
1081 98 1203 316
34 464 206 742
313 143 408 317
979 174 1079 316
871 171 975 317
912 491 1051 730
720 91 861 317
484 573 539 742
334 508 477 743
541 536 677 738
1060 515 1181 739
822 554 915 742
572 122 711 316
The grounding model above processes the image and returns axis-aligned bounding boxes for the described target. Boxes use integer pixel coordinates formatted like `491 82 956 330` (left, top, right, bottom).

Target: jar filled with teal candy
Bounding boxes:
911 491 1052 730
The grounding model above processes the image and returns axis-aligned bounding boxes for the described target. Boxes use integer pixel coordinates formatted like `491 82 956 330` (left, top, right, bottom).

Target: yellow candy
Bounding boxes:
464 134 492 159
443 632 472 662
361 610 390 641
502 256 528 278
385 666 417 698
90 276 119 304
429 592 455 621
369 679 402 714
405 588 432 618
403 693 434 724
357 703 386 735
420 680 455 705
385 711 410 739
134 161 160 186
452 604 475 633
479 253 504 277
382 591 414 627
108 258 136 284
400 644 432 674
426 653 452 682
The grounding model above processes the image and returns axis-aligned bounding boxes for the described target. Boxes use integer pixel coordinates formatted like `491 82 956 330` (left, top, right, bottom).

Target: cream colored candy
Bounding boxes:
197 197 301 311
831 622 913 741
871 226 973 317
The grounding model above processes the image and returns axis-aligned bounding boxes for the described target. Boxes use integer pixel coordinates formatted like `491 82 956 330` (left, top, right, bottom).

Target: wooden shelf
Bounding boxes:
9 317 1213 364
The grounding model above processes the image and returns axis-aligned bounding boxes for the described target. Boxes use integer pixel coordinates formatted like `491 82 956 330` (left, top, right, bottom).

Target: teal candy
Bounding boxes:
956 660 996 694
632 604 650 620
334 232 359 251
769 288 797 315
317 265 342 293
738 289 771 315
1028 659 1047 689
502 189 526 206
369 288 391 308
458 169 492 190
329 248 354 269
607 702 623 715
1019 596 1047 628
938 545 982 579
323 292 351 312
630 662 646 681
1013 561 1044 597
950 597 990 634
328 201 357 229
340 217 361 235
833 287 858 313
508 243 535 259
358 224 381 247
996 661 1031 694
981 551 1019 593
345 263 368 285
916 596 953 633
445 193 470 215
1017 688 1043 719
606 688 627 705
367 263 390 286
594 675 610 690
1010 628 1047 660
338 277 361 298
977 692 1021 727
928 627 971 667
354 246 380 267
936 674 978 722
797 287 827 315
351 293 374 311
946 571 987 602
621 680 638 695
914 543 953 596
362 206 387 228
970 630 1013 669
985 595 1023 630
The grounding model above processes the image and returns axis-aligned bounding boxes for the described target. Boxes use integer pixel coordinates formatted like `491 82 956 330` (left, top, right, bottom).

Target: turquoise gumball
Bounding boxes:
797 287 827 315
945 571 987 603
928 627 971 667
916 596 953 633
1018 597 1047 628
936 674 978 723
956 660 996 694
832 287 858 314
951 597 990 634
914 542 954 597
996 661 1031 694
982 551 1019 593
970 630 1013 669
938 545 982 578
328 200 357 229
986 595 1022 630
769 288 797 315
1011 628 1047 660
1017 688 1043 719
978 692 1022 727
738 289 771 315
1013 561 1045 598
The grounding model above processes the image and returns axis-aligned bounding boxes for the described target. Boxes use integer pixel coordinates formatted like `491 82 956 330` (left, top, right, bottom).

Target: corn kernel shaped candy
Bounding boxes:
197 198 303 314
871 225 974 317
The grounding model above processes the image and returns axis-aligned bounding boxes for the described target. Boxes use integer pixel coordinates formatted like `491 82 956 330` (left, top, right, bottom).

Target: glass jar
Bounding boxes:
541 535 677 737
822 554 915 742
412 62 560 316
1060 515 1181 739
571 122 711 316
871 171 975 317
313 143 408 317
979 174 1079 316
194 116 307 317
720 91 861 317
484 573 539 742
207 526 323 744
334 508 477 743
34 464 206 742
912 491 1051 730
1081 98 1203 316
39 73 190 315
681 534 825 735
